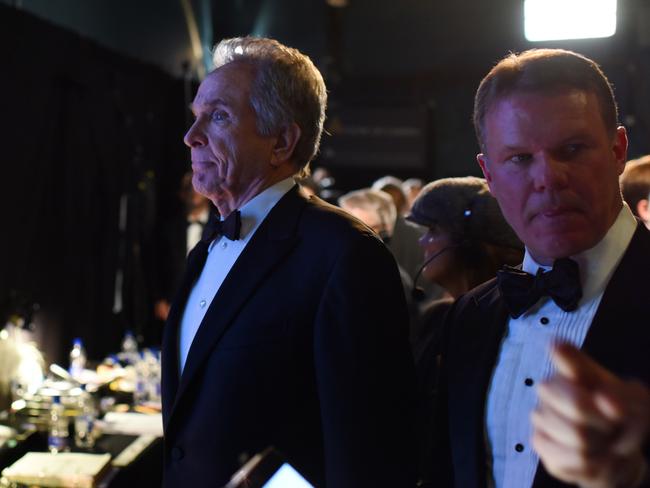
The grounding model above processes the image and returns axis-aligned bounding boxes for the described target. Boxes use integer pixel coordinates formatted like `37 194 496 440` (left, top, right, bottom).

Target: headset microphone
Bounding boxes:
410 243 463 301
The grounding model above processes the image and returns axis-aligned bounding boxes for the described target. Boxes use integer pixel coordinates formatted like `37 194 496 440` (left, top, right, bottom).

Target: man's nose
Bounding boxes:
184 119 207 148
533 153 569 191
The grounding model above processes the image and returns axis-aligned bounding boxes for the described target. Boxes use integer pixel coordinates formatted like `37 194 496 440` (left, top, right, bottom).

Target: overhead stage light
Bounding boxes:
524 0 617 42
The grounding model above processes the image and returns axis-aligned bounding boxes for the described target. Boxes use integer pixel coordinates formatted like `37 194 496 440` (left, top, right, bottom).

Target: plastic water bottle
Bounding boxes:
120 330 139 365
74 386 97 449
145 349 161 406
48 396 69 453
133 351 148 406
69 338 86 380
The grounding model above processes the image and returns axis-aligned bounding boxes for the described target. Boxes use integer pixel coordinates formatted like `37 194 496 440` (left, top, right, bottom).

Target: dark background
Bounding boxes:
1 0 649 363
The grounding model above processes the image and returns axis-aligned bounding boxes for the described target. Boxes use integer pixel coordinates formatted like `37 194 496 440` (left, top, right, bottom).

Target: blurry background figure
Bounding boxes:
0 321 44 412
403 178 424 213
620 155 650 228
296 175 320 198
339 188 413 287
150 172 211 326
311 167 334 187
372 175 408 215
406 176 523 350
372 175 428 289
310 167 342 204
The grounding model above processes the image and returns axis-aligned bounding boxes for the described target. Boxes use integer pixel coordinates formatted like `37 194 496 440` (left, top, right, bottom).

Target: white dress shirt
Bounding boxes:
178 178 296 374
485 204 637 488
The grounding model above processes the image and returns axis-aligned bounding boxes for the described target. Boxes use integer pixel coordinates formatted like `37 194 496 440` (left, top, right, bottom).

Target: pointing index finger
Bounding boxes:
549 342 614 389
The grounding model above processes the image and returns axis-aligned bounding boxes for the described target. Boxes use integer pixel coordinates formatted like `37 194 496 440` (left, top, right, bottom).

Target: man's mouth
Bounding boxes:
192 160 215 170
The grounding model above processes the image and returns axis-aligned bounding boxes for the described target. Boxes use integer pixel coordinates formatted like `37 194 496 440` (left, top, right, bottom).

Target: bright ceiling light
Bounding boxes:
524 0 617 41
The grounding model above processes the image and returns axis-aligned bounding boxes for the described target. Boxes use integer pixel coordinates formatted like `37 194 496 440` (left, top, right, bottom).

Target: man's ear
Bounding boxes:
636 198 650 225
613 126 628 176
477 153 492 184
270 123 301 167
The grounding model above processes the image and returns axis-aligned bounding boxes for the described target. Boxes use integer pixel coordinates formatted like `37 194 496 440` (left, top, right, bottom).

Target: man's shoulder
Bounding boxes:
623 221 650 264
452 277 501 315
300 194 382 242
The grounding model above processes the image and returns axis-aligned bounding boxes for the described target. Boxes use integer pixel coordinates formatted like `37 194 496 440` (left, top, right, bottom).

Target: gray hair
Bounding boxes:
213 37 327 176
339 188 397 236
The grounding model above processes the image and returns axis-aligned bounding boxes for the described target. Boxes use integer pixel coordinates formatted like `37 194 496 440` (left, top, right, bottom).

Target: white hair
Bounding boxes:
213 37 327 175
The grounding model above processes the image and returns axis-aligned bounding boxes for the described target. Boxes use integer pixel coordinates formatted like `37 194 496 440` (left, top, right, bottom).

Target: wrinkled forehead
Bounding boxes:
193 61 256 108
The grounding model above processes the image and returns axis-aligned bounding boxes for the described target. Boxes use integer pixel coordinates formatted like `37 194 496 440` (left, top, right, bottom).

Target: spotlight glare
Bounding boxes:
524 0 617 42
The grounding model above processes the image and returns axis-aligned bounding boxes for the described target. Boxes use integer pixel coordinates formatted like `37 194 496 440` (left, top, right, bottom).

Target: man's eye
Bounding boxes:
211 111 228 122
509 153 532 164
565 143 584 155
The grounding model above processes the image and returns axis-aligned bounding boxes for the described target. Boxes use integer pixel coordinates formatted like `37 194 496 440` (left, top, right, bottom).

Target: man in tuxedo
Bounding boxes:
427 49 650 488
161 36 415 487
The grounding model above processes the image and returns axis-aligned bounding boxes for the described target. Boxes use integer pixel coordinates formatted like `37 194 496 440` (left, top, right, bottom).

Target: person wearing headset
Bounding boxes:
407 176 523 351
406 176 523 486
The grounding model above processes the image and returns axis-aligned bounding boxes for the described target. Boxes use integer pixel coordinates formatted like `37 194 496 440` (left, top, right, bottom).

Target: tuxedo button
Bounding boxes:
221 241 228 249
515 443 524 452
199 299 206 308
540 317 549 325
524 378 534 387
171 446 184 461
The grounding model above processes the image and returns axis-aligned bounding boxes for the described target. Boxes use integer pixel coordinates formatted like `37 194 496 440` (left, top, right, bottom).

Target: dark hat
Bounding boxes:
406 176 522 249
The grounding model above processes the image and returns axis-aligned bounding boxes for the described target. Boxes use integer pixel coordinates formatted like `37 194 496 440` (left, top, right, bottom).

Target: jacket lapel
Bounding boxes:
581 222 650 375
161 240 209 425
164 187 305 430
447 282 510 488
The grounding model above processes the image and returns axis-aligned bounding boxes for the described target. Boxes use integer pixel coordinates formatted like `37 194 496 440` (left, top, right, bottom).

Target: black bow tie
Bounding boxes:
496 257 583 319
201 210 241 242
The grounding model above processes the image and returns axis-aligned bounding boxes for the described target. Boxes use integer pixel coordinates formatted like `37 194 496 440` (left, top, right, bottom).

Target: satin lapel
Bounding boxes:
581 223 650 372
166 187 305 429
161 240 209 425
448 282 510 488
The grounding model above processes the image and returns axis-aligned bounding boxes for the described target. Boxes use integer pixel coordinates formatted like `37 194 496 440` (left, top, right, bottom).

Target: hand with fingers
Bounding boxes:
532 342 650 488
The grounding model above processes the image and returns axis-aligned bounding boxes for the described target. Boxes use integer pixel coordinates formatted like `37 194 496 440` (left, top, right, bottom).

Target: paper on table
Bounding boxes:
99 412 163 437
1 452 111 488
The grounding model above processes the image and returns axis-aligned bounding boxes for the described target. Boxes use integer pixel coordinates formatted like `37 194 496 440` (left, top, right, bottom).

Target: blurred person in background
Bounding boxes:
403 177 424 212
339 188 415 304
408 177 523 486
620 155 650 228
372 175 408 215
373 175 428 287
407 176 523 350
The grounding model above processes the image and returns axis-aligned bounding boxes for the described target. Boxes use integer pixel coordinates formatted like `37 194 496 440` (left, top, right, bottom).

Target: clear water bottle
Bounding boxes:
74 386 97 449
69 338 86 380
145 349 161 406
120 330 139 365
133 351 148 406
48 396 69 453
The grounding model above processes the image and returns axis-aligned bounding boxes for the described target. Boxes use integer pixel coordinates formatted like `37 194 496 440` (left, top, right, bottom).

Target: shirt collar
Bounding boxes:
238 177 296 238
522 203 637 303
208 178 296 252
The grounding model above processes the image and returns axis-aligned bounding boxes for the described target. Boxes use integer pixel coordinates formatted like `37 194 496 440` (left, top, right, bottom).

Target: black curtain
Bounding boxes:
0 5 188 364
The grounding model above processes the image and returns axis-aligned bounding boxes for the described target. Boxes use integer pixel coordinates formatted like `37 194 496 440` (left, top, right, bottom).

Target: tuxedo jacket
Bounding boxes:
161 187 416 488
428 222 650 488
